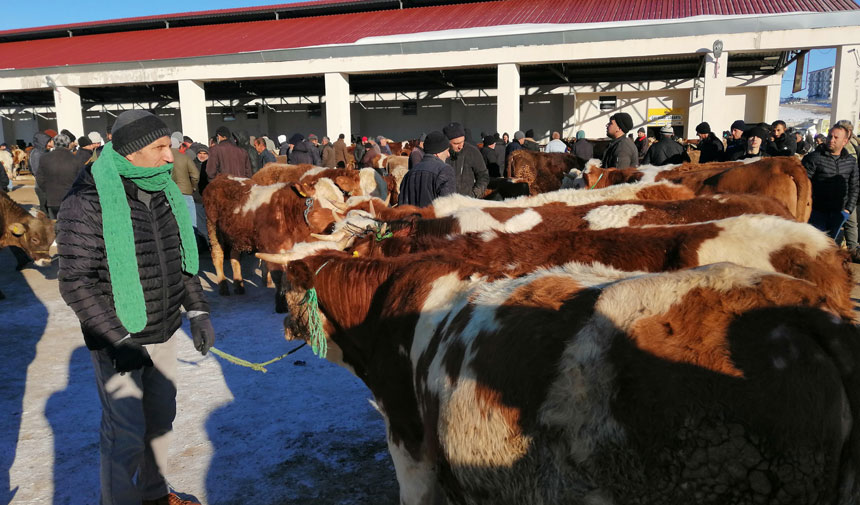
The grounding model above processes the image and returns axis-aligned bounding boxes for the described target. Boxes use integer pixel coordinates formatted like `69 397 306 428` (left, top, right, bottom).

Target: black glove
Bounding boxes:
107 337 153 373
190 313 215 356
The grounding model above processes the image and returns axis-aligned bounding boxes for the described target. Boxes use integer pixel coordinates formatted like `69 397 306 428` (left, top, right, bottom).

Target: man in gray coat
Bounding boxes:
443 122 489 198
601 112 639 169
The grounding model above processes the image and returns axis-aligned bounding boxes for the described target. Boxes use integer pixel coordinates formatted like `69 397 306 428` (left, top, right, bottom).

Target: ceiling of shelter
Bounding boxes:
0 51 794 109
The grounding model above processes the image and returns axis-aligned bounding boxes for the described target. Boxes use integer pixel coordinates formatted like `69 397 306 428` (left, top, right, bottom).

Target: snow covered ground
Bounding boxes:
1 184 398 504
778 103 831 125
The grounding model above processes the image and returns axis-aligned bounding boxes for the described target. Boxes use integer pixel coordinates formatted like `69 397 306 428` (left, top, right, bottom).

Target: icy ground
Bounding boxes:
1 185 398 504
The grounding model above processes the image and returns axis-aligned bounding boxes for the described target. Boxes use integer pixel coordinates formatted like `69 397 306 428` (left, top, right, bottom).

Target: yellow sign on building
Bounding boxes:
647 108 685 126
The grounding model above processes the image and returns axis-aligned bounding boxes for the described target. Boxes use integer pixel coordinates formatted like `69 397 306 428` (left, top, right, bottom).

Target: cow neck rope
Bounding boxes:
208 342 307 373
301 260 332 359
302 197 314 226
589 171 605 190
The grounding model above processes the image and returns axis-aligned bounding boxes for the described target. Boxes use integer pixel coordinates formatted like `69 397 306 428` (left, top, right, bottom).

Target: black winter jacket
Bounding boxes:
642 139 690 166
572 139 594 165
723 138 746 161
290 140 321 166
446 143 489 197
400 155 456 208
57 166 209 350
697 133 724 163
767 134 797 157
37 147 82 208
803 146 860 213
481 145 501 178
602 136 639 169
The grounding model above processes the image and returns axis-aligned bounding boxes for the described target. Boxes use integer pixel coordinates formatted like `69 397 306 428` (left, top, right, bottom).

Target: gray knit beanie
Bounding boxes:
111 110 170 156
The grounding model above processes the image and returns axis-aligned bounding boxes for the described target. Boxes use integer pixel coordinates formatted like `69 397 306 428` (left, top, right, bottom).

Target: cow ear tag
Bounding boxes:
352 251 360 257
9 223 25 236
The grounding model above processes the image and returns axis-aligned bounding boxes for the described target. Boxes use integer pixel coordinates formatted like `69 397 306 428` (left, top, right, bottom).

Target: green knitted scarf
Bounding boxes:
92 142 198 333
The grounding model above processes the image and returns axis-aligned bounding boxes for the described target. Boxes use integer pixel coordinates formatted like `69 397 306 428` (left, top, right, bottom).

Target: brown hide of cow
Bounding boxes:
346 220 853 320
0 191 54 265
283 252 491 458
506 150 583 195
384 175 399 205
251 163 315 185
585 158 812 222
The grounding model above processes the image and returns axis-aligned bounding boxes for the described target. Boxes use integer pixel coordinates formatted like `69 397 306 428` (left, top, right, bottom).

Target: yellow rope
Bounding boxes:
208 343 306 373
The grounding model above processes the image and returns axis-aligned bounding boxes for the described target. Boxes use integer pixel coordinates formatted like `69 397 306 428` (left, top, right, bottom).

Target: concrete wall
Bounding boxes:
725 87 766 126
573 90 690 139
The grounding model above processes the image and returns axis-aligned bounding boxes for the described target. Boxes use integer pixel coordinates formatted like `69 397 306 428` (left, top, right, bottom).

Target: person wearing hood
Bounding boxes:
643 126 690 166
30 131 53 213
277 134 289 156
288 133 321 166
399 131 456 207
443 122 488 197
694 122 724 163
206 126 252 180
571 130 594 165
602 113 639 169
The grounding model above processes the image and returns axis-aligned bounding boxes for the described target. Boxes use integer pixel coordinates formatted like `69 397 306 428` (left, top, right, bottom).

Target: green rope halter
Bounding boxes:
300 260 331 359
589 171 605 190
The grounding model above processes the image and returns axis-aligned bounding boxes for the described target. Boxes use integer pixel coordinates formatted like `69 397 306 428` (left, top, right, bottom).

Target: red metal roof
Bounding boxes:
1 0 857 71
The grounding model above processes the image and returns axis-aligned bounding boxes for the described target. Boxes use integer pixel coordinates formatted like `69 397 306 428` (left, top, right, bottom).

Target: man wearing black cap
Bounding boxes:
481 135 501 178
443 122 489 198
694 122 724 163
400 131 457 207
643 125 690 166
723 120 747 161
206 125 252 180
602 112 639 169
56 110 214 505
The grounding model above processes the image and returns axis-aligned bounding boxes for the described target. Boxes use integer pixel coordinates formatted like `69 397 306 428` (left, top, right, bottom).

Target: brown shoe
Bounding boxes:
142 493 201 505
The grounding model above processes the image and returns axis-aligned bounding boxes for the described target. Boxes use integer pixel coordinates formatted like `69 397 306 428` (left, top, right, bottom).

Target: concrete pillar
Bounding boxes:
178 80 208 144
701 50 727 136
325 72 351 140
831 45 860 127
762 84 781 124
497 63 520 136
53 86 84 140
562 94 576 139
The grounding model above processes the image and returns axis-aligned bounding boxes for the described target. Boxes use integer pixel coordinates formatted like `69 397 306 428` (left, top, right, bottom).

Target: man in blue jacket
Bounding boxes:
400 131 456 207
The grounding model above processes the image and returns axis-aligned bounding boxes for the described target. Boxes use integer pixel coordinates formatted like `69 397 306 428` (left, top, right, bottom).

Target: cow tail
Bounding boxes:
806 312 860 503
783 162 812 222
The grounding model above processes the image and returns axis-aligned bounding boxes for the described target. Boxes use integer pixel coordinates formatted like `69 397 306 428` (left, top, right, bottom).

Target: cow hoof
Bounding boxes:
218 281 231 296
234 282 245 295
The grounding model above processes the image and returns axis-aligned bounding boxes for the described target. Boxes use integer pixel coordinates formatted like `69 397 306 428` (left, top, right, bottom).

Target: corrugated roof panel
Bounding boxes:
1 0 857 71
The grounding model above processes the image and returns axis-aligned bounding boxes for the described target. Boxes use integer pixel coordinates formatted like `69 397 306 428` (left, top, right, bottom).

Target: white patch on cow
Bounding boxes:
299 166 328 180
338 209 382 233
431 180 685 216
359 168 388 200
343 195 376 208
635 164 679 183
386 436 440 505
450 205 542 235
583 204 646 230
411 273 479 370
695 214 834 271
479 230 497 242
227 175 249 182
233 182 285 214
280 240 346 260
313 177 346 204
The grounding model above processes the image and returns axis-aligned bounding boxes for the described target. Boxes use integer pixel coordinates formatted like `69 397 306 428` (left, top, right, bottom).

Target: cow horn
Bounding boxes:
310 232 343 242
384 192 391 206
368 202 376 218
255 252 291 265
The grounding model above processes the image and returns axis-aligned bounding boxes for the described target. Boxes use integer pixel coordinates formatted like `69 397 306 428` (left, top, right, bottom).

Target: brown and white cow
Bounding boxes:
201 175 340 309
278 255 860 505
324 193 794 246
0 191 54 299
505 150 583 195
575 157 812 222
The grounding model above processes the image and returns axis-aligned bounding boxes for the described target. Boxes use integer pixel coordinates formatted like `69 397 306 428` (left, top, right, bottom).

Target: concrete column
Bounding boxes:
178 80 208 144
561 94 576 139
762 84 781 124
831 45 860 127
325 72 351 140
701 50 728 135
497 63 520 136
53 86 84 140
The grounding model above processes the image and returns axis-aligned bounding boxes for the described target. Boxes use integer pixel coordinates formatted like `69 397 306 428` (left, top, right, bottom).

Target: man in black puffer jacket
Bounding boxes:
803 123 858 242
443 122 489 198
36 133 82 218
56 110 213 505
694 122 725 163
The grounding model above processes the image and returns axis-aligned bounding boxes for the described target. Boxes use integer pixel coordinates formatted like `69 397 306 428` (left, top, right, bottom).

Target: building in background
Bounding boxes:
808 66 835 101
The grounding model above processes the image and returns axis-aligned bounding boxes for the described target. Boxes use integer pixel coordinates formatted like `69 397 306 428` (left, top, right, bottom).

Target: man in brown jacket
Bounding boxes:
333 133 349 168
206 126 252 180
171 147 200 235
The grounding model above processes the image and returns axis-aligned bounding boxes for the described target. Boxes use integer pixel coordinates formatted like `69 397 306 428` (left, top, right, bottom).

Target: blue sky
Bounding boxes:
2 1 844 98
